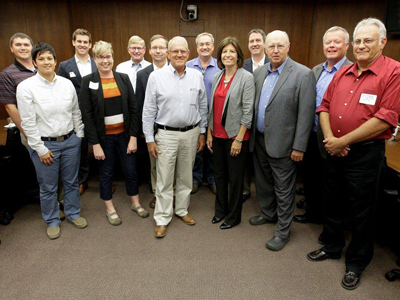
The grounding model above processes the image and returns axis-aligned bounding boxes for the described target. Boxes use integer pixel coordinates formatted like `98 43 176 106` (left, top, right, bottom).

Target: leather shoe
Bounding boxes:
220 222 234 230
149 197 156 209
191 183 201 194
242 191 251 202
179 213 195 225
249 215 276 226
79 183 88 196
293 214 322 224
212 216 223 224
318 234 326 245
307 249 341 261
266 236 289 251
155 225 167 238
341 271 360 290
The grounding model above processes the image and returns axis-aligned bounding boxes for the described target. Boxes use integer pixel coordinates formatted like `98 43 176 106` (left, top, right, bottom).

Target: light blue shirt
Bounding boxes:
186 57 220 106
256 58 288 133
314 56 347 132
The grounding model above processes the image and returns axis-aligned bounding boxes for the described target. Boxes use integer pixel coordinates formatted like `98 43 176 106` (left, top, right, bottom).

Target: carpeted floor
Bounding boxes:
0 180 399 299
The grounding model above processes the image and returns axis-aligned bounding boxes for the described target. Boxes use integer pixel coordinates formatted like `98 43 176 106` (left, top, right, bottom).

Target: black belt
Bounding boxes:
156 123 199 132
41 130 74 142
350 139 384 149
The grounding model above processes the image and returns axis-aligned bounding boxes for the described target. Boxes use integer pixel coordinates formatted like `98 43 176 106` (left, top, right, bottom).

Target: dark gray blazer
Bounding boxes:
136 64 154 131
313 58 352 158
243 56 270 74
209 68 255 138
58 56 97 97
250 57 316 158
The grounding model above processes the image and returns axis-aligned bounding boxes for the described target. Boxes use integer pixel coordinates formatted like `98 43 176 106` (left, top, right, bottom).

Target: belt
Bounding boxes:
350 139 384 149
41 130 74 142
156 123 199 132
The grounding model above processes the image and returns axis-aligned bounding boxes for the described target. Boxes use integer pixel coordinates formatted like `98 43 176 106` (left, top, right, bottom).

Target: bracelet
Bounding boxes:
235 138 243 143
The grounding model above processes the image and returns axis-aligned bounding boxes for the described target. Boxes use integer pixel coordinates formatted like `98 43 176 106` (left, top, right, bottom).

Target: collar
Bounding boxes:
14 59 36 72
268 57 288 74
36 72 57 84
131 59 145 67
74 54 91 64
322 56 347 73
168 64 186 77
252 55 266 66
153 61 168 71
346 55 384 77
193 56 217 68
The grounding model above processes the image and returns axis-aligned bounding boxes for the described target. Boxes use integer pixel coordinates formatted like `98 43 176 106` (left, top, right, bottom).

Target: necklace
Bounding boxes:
224 79 230 84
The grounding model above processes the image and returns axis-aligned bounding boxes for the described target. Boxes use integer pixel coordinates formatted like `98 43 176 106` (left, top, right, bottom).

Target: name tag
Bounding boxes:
359 93 377 105
89 81 99 90
69 71 76 78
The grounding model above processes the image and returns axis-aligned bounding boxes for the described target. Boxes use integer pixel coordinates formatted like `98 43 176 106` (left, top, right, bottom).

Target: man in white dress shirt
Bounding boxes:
116 35 151 91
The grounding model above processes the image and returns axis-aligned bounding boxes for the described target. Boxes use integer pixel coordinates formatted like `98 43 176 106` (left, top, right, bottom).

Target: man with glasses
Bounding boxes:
58 28 97 196
136 35 169 209
143 36 207 238
186 32 220 195
249 30 315 251
116 35 150 92
307 18 400 290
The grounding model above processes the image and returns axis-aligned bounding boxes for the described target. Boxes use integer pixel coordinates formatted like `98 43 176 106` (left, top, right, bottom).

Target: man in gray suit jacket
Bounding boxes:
58 28 97 196
249 30 316 251
294 26 352 230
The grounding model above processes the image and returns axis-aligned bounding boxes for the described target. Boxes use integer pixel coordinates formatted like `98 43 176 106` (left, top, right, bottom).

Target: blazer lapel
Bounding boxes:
314 64 323 81
93 72 104 118
69 58 82 82
254 64 269 112
91 57 98 72
267 59 292 107
113 71 128 116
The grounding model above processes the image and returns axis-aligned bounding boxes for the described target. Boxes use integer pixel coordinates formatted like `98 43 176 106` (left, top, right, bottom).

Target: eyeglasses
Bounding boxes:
352 38 379 46
128 46 145 51
150 46 167 51
170 50 188 55
96 55 113 61
267 44 286 51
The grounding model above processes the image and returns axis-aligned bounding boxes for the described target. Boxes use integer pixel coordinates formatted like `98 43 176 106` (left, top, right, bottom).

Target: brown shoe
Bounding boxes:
79 183 88 196
155 225 167 238
149 197 156 209
179 213 196 225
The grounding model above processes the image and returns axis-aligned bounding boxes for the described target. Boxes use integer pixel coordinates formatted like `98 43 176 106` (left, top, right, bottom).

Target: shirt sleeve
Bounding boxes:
240 73 255 129
142 73 158 143
16 83 48 156
198 77 208 133
0 71 17 105
70 83 85 138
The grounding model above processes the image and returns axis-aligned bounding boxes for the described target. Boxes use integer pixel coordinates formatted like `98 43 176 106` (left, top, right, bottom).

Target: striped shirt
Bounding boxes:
102 77 124 135
0 60 36 105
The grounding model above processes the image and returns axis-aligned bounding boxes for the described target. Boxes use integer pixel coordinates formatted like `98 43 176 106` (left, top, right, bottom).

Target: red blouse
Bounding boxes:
213 71 250 140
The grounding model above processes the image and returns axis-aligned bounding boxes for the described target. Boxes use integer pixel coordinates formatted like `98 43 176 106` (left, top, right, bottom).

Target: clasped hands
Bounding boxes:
323 136 350 157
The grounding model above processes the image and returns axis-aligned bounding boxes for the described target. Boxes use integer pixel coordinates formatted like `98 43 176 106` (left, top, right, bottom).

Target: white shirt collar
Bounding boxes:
74 54 91 64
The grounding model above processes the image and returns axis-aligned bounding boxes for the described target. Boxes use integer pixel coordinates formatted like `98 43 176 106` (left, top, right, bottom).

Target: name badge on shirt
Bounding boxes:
89 81 99 90
69 71 76 78
359 93 377 105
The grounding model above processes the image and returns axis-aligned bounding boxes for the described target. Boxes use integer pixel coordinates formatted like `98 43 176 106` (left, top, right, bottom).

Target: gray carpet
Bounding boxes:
0 180 399 299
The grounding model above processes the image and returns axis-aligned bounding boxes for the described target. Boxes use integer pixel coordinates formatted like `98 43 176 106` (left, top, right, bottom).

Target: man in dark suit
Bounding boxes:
136 35 169 209
58 28 97 196
249 30 316 251
294 26 352 228
242 29 270 201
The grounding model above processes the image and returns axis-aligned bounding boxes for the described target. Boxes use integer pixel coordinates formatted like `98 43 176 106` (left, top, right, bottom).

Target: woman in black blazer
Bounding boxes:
80 40 148 225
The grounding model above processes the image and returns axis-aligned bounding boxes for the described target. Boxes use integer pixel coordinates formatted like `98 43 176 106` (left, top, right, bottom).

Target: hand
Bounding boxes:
39 150 54 165
230 140 242 157
324 137 348 156
197 134 205 152
127 136 137 154
291 150 304 162
147 142 161 158
334 147 350 157
93 144 106 160
206 136 213 153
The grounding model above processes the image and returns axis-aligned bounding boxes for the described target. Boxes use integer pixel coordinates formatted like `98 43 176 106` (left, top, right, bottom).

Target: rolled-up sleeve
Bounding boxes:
198 79 208 133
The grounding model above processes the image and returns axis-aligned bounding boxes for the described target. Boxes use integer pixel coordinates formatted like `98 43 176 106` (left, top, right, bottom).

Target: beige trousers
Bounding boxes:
153 127 199 225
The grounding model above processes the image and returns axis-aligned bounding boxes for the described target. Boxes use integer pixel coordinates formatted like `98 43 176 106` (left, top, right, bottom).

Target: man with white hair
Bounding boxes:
307 18 400 290
294 26 351 227
249 30 316 251
116 35 150 91
142 36 207 238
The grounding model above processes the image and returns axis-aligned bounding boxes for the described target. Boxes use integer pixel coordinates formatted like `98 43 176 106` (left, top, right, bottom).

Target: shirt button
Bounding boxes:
338 130 341 133
339 116 342 119
344 103 347 106
356 78 359 81
350 91 353 93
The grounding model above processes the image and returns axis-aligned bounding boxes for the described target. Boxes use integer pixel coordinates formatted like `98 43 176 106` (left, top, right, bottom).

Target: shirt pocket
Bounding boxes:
190 88 199 106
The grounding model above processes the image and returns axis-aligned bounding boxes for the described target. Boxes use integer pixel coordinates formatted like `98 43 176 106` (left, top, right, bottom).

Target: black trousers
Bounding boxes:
213 137 248 226
322 140 385 275
303 131 325 221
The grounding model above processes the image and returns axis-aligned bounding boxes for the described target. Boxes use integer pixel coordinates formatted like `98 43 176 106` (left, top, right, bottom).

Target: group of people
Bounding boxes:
0 17 399 291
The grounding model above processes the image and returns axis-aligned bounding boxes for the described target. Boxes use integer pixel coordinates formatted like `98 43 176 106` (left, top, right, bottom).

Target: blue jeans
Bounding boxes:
192 147 215 185
30 133 81 227
98 133 139 200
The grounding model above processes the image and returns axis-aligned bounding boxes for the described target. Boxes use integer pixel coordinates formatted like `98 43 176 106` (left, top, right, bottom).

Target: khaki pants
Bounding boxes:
154 127 199 225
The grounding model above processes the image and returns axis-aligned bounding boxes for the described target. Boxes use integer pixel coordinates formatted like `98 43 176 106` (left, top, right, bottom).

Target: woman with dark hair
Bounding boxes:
80 41 148 226
207 37 255 229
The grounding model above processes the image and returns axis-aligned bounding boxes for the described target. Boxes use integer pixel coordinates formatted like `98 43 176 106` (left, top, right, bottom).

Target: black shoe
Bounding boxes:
266 236 289 251
212 216 223 224
220 222 234 230
296 197 306 208
341 271 360 290
249 215 276 226
242 191 251 202
293 214 323 224
307 249 341 261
